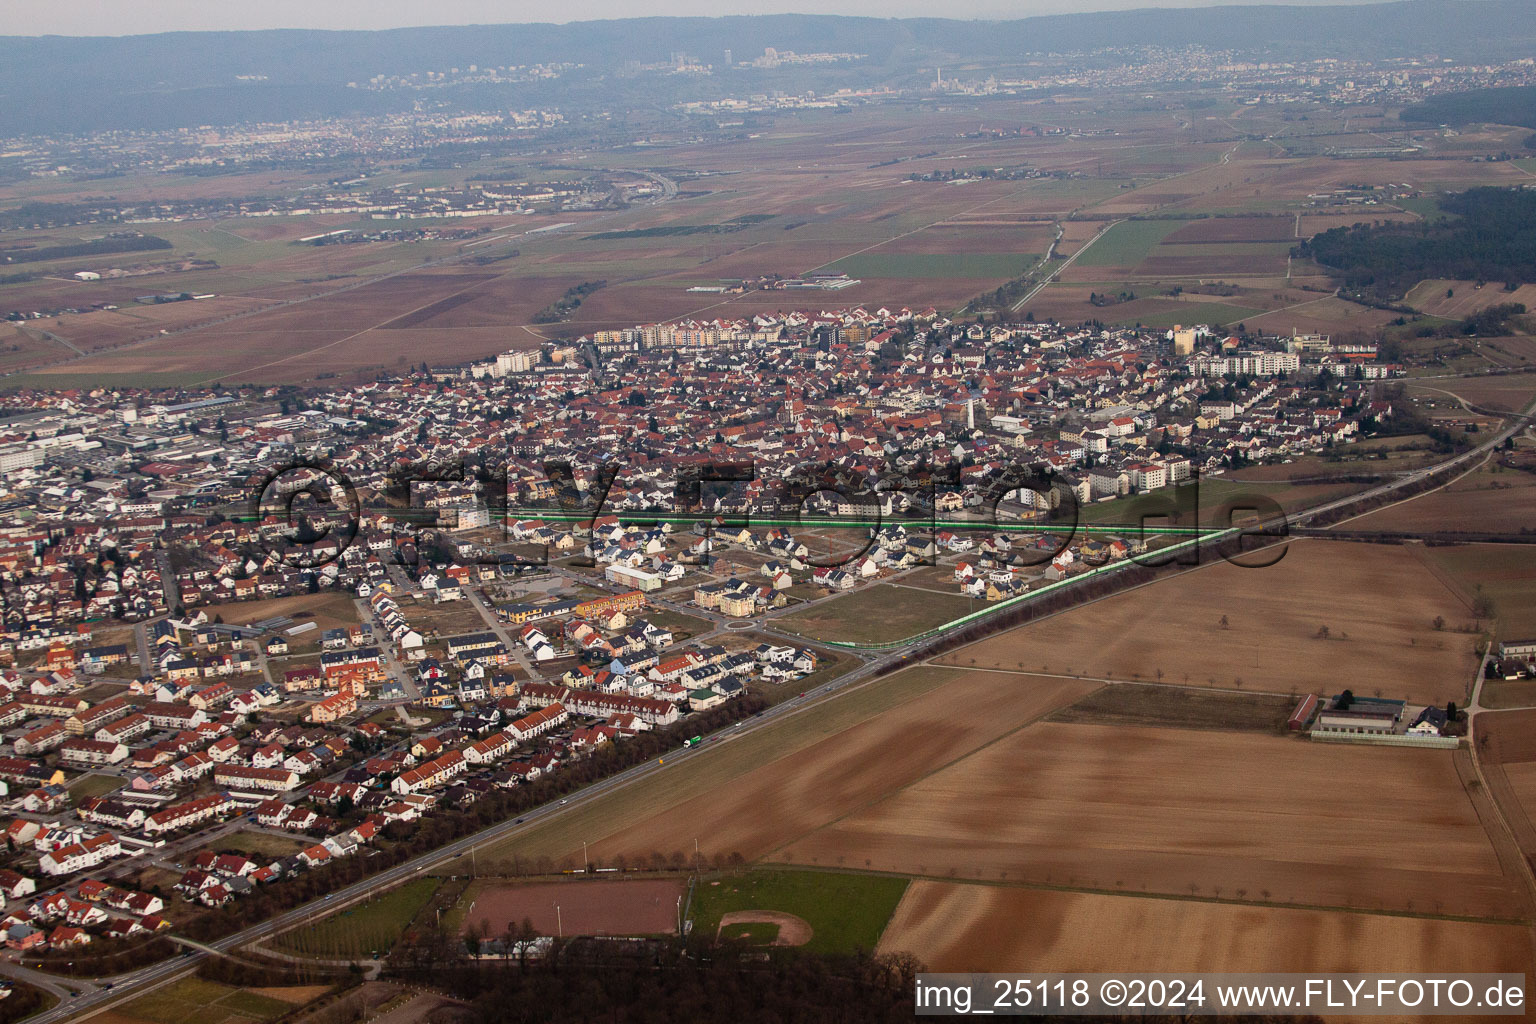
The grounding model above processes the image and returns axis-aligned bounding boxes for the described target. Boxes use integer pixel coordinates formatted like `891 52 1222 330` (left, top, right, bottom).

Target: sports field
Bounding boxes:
462 878 683 938
692 869 908 954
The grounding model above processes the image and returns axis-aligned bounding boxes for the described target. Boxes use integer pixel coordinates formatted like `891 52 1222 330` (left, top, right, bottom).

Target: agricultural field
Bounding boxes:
1045 683 1298 733
691 869 909 954
1409 372 1536 416
1404 279 1536 319
1069 219 1183 269
479 666 1095 870
1480 679 1536 711
6 101 1530 386
778 722 1521 919
1347 463 1536 536
878 882 1535 975
820 252 1037 281
776 584 978 645
1472 710 1536 876
1162 217 1298 244
936 540 1480 705
1420 544 1536 639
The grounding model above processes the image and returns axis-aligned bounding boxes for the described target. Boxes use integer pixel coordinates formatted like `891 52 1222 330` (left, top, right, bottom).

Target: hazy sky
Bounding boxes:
9 0 1386 36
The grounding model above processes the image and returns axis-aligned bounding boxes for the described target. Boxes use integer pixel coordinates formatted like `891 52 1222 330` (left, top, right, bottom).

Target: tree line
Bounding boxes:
1295 187 1536 301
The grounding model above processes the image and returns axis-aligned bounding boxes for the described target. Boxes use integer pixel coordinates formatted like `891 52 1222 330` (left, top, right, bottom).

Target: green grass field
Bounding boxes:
66 773 124 802
1393 195 1455 223
636 608 715 641
822 252 1036 280
1023 178 1136 204
1116 302 1266 329
1073 219 1183 267
1150 241 1296 258
120 978 294 1024
776 584 977 644
691 869 909 954
273 877 440 960
720 921 781 944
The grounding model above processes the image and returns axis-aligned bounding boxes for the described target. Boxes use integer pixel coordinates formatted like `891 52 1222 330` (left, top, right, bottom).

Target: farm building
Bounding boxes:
1498 639 1536 660
1312 695 1405 736
1287 694 1318 731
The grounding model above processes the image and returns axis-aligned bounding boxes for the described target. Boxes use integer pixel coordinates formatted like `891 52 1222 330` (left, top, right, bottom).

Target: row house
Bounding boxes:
75 798 147 831
58 739 129 768
506 702 569 742
18 694 87 718
254 799 319 832
213 764 299 793
38 834 121 877
464 730 517 765
64 696 131 736
144 793 235 835
391 749 468 795
14 722 66 756
141 701 207 730
561 691 679 727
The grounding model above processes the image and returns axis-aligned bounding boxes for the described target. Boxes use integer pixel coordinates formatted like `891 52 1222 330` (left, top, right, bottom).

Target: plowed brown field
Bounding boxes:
779 722 1521 919
935 540 1478 705
878 882 1535 974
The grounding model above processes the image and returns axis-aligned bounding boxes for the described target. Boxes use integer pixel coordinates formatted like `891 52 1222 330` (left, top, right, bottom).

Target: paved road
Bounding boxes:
1011 220 1120 313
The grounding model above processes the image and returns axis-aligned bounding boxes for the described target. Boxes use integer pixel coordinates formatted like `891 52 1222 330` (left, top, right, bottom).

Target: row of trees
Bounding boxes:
387 930 925 1024
531 280 606 324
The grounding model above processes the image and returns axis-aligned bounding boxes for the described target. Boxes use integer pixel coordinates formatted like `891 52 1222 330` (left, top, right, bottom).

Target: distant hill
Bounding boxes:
2 1 1534 134
1400 86 1536 130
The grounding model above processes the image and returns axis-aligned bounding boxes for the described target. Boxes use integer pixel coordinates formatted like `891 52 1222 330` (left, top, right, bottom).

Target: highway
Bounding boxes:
18 384 1535 1023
